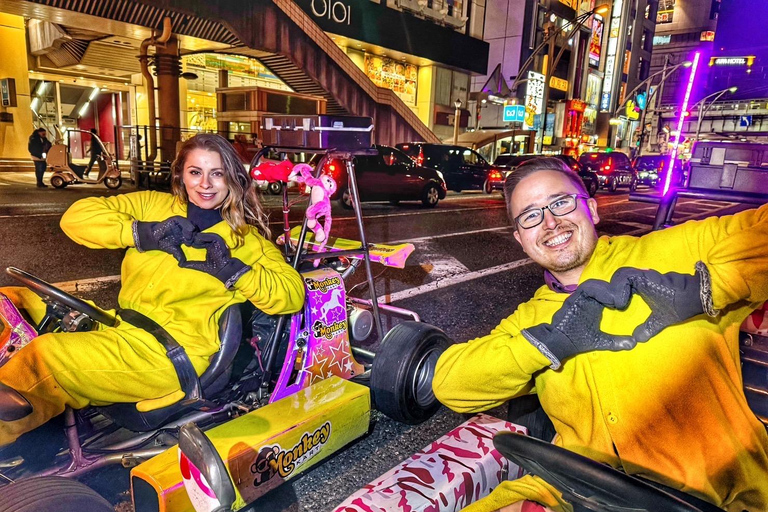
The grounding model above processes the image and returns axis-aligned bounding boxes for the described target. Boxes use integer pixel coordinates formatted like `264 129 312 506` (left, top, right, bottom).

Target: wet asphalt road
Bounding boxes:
0 176 751 511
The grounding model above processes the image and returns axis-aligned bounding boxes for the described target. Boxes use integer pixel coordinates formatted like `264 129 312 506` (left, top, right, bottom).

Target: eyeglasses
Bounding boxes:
514 193 588 229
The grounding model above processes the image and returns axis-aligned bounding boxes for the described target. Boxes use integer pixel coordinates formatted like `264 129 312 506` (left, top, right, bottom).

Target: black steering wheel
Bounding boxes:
6 267 117 328
493 432 723 512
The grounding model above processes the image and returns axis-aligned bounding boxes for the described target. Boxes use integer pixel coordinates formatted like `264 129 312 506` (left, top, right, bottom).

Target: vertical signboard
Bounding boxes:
588 16 603 67
524 71 545 131
600 0 623 112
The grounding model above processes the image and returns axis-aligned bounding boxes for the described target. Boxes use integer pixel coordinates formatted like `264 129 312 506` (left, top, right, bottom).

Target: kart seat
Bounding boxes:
0 381 32 421
99 304 242 432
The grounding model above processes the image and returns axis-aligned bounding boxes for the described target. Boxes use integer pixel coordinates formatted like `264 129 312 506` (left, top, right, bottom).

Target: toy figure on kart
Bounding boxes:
0 115 451 512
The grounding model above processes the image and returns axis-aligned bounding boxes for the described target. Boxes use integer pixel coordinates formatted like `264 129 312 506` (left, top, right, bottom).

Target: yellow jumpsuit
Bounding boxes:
434 203 768 512
0 191 305 446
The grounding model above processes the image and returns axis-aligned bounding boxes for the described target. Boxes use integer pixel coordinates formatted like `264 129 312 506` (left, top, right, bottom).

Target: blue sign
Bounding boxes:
636 91 647 110
502 104 526 123
740 115 752 127
600 92 611 112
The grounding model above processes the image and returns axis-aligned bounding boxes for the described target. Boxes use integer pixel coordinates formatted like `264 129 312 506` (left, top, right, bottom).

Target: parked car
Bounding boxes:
631 154 684 188
311 145 447 208
578 151 637 192
396 143 503 194
492 154 599 197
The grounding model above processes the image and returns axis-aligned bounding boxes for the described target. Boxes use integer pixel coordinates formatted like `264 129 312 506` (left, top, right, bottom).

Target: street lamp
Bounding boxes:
693 86 738 142
612 59 693 155
452 98 462 145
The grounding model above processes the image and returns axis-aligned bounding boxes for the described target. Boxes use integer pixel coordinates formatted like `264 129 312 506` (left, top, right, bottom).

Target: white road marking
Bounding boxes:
53 275 121 293
0 213 62 219
389 225 514 244
378 257 535 304
411 240 470 281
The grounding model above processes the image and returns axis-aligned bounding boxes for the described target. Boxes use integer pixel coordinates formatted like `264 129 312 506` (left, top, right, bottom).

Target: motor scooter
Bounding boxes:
47 129 122 189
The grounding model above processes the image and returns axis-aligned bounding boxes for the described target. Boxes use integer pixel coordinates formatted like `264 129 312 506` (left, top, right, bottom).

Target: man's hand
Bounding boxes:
133 216 197 263
608 263 718 342
179 232 251 289
521 280 637 370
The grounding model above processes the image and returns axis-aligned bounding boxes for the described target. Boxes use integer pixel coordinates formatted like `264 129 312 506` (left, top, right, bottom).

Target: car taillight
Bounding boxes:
602 164 612 172
416 149 424 167
490 170 502 180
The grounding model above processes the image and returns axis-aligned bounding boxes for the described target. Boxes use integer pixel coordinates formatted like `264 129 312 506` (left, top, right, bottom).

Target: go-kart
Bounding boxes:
0 115 451 512
47 129 123 190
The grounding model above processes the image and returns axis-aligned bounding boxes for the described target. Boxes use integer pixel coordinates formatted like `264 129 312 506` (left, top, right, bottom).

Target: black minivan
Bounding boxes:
396 143 498 193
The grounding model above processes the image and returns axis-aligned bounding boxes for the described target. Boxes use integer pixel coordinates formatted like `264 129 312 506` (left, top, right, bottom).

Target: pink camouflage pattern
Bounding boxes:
332 414 526 512
0 292 37 366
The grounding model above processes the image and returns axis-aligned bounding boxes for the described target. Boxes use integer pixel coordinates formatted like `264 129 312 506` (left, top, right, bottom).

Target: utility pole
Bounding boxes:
538 19 557 152
650 55 670 152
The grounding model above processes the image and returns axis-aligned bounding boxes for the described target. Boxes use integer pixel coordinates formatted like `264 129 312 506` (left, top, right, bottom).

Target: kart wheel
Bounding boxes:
608 178 618 193
421 184 440 208
50 175 67 189
588 179 598 197
370 321 451 424
104 176 122 189
339 187 353 209
267 181 282 195
0 476 112 512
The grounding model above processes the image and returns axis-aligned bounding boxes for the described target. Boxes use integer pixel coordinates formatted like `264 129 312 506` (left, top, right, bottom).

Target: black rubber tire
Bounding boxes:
588 179 598 197
50 175 67 189
608 178 618 193
370 321 451 424
0 477 113 512
104 176 122 189
629 178 638 192
483 179 493 195
268 181 282 195
421 184 440 208
339 187 353 209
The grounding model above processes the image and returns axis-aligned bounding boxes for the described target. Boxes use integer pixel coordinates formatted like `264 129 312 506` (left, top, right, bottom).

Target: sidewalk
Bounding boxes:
0 171 39 187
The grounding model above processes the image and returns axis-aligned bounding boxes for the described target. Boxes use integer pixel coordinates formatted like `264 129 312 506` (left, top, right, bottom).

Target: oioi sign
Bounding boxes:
310 0 351 25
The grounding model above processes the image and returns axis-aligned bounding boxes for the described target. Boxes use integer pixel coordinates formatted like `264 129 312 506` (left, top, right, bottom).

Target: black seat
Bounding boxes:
100 304 242 432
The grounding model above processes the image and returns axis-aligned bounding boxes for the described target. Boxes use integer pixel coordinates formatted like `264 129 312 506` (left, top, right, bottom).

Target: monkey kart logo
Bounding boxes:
312 319 346 340
304 276 342 293
250 422 332 486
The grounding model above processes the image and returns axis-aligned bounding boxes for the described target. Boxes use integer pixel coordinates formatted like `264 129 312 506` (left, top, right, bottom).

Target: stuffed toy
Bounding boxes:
250 159 294 183
289 163 337 263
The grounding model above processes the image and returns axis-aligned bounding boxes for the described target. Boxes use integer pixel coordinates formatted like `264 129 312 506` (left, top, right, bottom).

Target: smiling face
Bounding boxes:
182 148 229 209
511 170 600 285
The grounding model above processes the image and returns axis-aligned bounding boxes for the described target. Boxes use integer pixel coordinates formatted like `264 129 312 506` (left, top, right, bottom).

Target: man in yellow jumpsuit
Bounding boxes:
0 134 306 446
433 157 768 511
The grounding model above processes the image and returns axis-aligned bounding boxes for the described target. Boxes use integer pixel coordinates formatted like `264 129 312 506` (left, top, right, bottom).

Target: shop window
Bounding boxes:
364 54 419 106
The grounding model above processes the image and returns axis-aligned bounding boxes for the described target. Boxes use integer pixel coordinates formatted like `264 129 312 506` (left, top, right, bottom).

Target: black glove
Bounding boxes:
180 232 251 289
521 280 638 370
133 216 197 263
607 262 718 342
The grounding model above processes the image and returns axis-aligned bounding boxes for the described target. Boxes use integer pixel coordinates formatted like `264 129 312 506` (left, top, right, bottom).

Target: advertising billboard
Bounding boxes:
588 16 603 67
524 71 545 131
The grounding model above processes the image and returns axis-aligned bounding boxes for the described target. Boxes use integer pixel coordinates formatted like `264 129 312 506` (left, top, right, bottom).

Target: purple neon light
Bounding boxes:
662 51 700 196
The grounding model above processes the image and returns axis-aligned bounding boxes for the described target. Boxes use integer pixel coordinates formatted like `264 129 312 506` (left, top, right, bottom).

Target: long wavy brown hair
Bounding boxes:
171 133 270 244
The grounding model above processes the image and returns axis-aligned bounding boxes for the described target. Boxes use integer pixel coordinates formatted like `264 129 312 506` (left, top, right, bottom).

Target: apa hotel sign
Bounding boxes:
709 56 755 67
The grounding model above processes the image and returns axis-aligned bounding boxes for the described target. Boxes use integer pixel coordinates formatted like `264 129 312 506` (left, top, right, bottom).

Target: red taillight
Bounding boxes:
602 165 612 172
416 149 424 167
328 163 336 172
490 170 502 180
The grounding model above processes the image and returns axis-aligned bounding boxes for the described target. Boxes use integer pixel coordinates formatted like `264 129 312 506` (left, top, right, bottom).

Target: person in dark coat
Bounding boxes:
85 128 104 177
28 128 51 188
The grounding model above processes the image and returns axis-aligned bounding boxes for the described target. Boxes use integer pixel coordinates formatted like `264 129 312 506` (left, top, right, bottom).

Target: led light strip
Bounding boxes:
663 51 700 196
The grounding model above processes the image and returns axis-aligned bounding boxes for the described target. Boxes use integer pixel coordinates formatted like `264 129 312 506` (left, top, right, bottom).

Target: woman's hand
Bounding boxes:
133 216 197 263
180 232 251 289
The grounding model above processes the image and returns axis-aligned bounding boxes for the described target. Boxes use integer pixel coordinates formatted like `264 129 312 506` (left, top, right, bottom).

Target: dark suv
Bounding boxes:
578 152 637 192
632 154 684 188
396 143 503 193
492 154 599 197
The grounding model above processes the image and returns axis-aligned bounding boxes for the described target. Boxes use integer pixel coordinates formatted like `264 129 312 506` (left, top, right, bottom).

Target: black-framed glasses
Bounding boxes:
514 193 588 229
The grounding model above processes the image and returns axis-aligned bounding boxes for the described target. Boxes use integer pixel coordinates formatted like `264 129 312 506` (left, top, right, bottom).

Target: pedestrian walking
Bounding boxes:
85 128 104 177
28 128 52 188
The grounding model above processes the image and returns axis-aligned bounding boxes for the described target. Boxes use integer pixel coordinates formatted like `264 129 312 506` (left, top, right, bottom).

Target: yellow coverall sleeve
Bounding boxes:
433 301 554 413
680 202 768 309
231 233 305 315
60 191 170 250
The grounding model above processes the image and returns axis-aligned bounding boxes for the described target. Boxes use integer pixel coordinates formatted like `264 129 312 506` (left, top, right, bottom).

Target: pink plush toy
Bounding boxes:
289 164 337 263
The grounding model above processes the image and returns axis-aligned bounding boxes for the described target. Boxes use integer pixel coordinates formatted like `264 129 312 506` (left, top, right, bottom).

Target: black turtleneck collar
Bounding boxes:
187 202 223 231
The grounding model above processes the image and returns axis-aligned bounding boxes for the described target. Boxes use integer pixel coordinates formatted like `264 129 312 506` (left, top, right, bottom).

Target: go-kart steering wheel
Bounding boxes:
493 432 723 512
6 267 117 328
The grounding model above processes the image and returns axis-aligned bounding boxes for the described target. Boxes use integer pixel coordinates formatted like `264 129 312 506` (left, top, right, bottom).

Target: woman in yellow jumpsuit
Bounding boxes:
434 161 768 511
0 133 305 446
